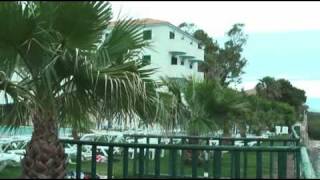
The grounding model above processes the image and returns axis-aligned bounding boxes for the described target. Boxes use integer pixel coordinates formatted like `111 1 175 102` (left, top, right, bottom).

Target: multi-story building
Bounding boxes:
110 18 205 82
103 18 205 131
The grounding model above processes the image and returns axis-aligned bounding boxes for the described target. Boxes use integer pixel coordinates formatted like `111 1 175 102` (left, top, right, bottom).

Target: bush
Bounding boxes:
308 112 320 140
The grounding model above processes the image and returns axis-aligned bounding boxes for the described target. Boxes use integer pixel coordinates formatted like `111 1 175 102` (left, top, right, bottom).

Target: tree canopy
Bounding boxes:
256 76 306 114
179 22 248 87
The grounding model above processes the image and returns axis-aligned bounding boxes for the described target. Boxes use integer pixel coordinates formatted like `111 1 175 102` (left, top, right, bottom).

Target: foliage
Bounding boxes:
244 93 296 134
256 76 306 115
159 77 249 136
179 22 248 87
308 112 320 140
0 2 158 132
0 3 160 178
218 24 248 86
256 76 282 101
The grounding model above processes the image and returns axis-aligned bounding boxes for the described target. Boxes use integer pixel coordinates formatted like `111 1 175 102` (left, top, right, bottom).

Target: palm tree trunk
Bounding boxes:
222 120 232 145
21 110 66 179
223 120 230 137
72 128 80 140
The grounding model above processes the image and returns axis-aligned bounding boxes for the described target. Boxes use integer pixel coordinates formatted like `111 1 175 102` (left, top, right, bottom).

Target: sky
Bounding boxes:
110 1 320 112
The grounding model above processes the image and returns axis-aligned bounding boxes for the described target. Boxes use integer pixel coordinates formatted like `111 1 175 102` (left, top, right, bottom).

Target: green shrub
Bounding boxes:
308 112 320 140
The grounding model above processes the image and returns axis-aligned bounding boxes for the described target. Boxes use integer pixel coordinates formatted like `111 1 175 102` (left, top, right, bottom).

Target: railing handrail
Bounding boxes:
123 134 299 142
291 124 318 179
300 147 317 179
60 139 299 152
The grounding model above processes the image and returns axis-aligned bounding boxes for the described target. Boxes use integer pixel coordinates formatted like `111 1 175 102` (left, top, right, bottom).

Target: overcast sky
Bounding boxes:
110 1 320 112
110 1 320 36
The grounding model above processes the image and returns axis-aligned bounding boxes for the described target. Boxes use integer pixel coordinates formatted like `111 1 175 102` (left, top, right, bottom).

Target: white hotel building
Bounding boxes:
104 19 205 130
112 18 205 82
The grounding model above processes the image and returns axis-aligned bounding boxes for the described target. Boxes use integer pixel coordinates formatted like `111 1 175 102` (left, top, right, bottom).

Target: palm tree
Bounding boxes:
159 77 217 165
185 80 248 138
256 76 282 101
0 2 157 178
156 77 190 132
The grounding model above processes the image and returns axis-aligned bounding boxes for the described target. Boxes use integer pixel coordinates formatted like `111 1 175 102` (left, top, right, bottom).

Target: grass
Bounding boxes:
0 147 290 179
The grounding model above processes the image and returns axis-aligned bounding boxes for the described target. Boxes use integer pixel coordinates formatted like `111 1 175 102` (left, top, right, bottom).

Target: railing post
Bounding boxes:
296 148 300 179
278 151 287 179
139 147 144 177
231 140 235 178
270 141 274 179
256 140 262 179
213 150 221 179
169 148 173 176
234 150 241 179
204 138 210 178
123 147 129 178
108 146 114 179
133 137 138 176
76 143 82 179
155 148 161 178
168 137 173 176
231 150 235 178
146 137 150 175
192 149 198 178
244 140 248 178
91 145 97 179
172 149 177 177
180 138 185 177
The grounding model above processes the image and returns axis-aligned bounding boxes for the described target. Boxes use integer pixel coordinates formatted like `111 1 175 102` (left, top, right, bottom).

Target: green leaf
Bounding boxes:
52 2 112 50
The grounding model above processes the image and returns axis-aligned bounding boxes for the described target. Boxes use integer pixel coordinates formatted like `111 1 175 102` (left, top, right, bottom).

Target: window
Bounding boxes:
189 62 193 69
171 56 178 65
142 55 151 65
198 43 203 49
190 41 193 45
169 31 175 39
180 60 184 65
143 30 152 40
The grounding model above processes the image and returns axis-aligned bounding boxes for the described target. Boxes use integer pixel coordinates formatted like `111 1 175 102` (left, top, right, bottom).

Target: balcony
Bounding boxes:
169 51 186 56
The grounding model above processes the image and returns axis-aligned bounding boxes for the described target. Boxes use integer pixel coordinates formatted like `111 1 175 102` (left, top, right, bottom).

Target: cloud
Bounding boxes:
110 1 320 36
290 80 320 98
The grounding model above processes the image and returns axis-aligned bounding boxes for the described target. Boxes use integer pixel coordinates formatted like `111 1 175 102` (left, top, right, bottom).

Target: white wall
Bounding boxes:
141 24 204 82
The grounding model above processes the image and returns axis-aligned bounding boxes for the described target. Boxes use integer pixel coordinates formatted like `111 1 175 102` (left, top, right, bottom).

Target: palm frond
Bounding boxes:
0 75 35 129
51 2 111 50
96 18 148 66
0 2 36 75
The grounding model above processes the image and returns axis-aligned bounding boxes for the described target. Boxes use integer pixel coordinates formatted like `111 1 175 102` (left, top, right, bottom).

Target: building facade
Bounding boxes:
139 18 204 81
110 18 205 82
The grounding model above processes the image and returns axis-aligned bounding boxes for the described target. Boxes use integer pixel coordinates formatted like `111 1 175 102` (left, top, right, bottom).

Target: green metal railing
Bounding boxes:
61 136 301 179
291 125 317 179
123 134 299 145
